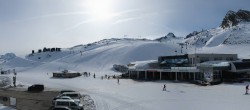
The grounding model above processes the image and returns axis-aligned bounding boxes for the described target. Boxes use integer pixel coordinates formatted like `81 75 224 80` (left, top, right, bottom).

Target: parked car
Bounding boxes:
59 92 82 99
53 106 72 110
27 84 44 92
52 96 75 105
56 92 82 104
54 99 83 110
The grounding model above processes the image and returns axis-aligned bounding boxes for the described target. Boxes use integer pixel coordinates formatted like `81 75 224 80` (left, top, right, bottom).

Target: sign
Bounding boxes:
204 71 213 82
10 97 16 106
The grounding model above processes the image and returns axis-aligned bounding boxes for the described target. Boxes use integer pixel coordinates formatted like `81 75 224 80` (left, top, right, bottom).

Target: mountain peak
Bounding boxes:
0 53 16 60
155 32 177 42
221 9 250 29
166 32 176 38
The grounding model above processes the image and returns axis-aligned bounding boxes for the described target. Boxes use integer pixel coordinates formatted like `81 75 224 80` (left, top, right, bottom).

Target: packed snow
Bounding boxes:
1 36 250 110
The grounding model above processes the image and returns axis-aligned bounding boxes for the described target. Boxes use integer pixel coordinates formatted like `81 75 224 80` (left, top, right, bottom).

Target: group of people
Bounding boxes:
83 72 91 77
99 74 120 84
163 84 250 94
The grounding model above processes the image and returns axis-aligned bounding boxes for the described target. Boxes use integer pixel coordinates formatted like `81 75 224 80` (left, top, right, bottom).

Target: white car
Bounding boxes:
60 92 82 99
52 96 73 105
54 99 83 110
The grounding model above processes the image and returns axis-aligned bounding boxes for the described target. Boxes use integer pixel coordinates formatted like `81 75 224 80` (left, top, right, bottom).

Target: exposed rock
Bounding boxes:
185 31 199 39
155 32 176 41
221 10 250 29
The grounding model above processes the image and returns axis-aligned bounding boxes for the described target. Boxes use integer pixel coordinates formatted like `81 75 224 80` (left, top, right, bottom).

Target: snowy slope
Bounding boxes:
0 53 42 71
25 39 185 74
184 23 250 47
185 10 250 48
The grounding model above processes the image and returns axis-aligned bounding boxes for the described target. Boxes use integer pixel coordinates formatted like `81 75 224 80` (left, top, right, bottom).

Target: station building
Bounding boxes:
127 53 250 84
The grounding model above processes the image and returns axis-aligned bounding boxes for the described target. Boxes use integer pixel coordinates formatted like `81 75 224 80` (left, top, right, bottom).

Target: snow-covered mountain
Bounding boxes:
221 9 250 29
1 9 250 73
0 53 17 64
1 9 250 110
23 38 183 73
185 9 250 48
155 32 181 42
0 53 42 71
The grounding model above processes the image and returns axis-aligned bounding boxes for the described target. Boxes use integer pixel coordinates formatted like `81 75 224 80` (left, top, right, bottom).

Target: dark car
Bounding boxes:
27 84 44 92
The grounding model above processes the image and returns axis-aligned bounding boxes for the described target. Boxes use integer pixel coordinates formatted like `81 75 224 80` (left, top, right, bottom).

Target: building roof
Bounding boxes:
200 61 230 67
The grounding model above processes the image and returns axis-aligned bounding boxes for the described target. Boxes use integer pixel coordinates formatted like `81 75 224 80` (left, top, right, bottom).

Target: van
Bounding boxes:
27 84 44 92
54 99 83 110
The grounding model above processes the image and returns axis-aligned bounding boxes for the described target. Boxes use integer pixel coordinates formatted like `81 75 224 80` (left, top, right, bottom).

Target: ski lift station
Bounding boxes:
127 53 250 84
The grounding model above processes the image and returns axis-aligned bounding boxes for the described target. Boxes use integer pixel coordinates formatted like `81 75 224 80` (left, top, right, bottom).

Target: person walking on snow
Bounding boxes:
163 84 166 91
246 85 249 94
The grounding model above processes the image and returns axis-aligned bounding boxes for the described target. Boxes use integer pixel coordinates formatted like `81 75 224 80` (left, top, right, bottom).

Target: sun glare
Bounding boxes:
84 0 115 21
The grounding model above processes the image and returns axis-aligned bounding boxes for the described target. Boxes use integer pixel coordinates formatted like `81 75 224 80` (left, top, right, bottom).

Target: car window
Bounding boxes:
65 94 79 98
57 101 69 106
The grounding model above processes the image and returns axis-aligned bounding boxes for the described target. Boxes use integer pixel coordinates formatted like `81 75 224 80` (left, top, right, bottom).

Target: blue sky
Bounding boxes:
0 0 250 56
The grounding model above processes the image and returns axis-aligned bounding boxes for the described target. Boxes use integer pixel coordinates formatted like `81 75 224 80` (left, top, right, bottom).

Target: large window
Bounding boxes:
226 57 233 61
214 57 222 61
200 57 209 63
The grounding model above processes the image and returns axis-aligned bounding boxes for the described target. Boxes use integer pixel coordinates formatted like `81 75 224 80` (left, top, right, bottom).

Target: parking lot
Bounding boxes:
0 87 96 110
0 88 59 110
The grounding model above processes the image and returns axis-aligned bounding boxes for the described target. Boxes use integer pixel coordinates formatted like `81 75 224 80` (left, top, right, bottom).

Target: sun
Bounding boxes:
84 0 115 21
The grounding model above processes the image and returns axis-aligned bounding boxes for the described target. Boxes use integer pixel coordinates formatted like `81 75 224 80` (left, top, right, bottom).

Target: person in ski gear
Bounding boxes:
163 84 166 91
246 85 249 94
13 76 16 87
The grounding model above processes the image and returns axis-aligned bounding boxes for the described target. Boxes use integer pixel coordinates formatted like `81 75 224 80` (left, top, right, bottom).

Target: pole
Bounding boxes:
160 72 162 80
175 72 178 81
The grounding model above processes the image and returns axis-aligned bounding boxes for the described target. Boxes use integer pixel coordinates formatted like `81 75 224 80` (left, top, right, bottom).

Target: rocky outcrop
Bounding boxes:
221 9 250 29
155 32 176 41
185 31 199 39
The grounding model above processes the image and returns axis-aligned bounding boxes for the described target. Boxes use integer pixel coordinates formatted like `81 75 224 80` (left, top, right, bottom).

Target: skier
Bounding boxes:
163 84 166 91
117 77 119 84
13 76 16 87
246 85 249 94
93 73 96 78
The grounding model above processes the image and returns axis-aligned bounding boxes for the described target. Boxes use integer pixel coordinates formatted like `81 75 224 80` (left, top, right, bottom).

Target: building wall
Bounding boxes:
188 54 237 65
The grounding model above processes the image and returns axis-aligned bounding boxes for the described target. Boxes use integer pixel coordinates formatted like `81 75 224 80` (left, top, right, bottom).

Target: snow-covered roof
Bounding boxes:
54 70 79 73
200 61 230 67
128 60 158 69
